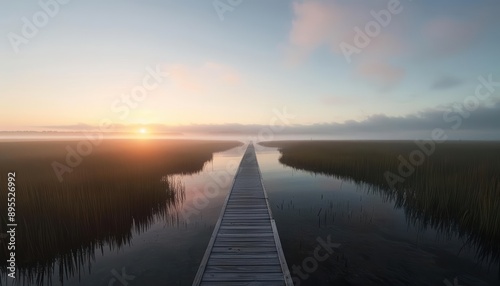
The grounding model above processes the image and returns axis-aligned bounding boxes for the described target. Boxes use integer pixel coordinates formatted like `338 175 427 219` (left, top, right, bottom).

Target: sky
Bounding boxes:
1 0 499 139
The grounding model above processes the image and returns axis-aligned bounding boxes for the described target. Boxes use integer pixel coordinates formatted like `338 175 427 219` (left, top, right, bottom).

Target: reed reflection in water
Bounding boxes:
0 139 241 285
261 141 500 283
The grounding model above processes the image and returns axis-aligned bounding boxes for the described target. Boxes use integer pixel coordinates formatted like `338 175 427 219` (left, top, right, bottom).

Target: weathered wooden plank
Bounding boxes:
204 265 283 273
221 225 272 230
217 230 274 235
217 229 273 233
220 223 271 227
218 226 272 230
211 247 278 253
223 212 270 215
213 241 276 247
224 207 269 210
229 194 265 197
215 237 276 243
220 220 270 223
200 282 285 286
226 199 267 202
222 214 269 218
209 253 279 259
223 214 269 222
202 272 286 281
192 143 293 286
221 217 270 220
207 258 281 266
223 211 270 215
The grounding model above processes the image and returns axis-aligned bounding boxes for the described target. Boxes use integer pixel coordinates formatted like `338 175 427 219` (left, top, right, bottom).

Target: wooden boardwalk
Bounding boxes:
193 143 293 286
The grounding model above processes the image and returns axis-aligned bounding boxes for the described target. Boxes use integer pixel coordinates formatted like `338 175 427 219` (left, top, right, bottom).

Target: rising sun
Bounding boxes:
139 128 147 134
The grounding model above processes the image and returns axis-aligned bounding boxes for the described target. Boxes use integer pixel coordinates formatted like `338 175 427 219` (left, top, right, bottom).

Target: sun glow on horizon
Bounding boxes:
139 128 147 134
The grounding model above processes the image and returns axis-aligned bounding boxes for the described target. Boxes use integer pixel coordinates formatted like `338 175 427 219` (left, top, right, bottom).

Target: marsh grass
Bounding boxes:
0 139 241 285
261 140 500 268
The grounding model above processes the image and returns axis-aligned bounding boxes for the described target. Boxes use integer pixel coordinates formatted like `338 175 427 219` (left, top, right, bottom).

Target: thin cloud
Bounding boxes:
356 61 405 87
286 1 341 64
287 1 406 63
430 76 464 90
420 16 481 58
286 1 407 89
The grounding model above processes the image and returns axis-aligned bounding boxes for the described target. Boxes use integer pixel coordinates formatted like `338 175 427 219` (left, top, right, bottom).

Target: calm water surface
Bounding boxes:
2 144 498 285
258 146 498 286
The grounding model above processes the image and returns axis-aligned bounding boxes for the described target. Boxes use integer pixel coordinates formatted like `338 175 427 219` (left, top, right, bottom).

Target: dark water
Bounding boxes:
1 144 498 285
258 146 499 286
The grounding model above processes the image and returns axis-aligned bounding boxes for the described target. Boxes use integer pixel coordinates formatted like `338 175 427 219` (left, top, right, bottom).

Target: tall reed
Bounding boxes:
261 140 500 267
0 139 241 285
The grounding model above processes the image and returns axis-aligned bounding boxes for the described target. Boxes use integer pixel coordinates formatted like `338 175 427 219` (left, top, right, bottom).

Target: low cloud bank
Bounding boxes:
37 102 500 140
